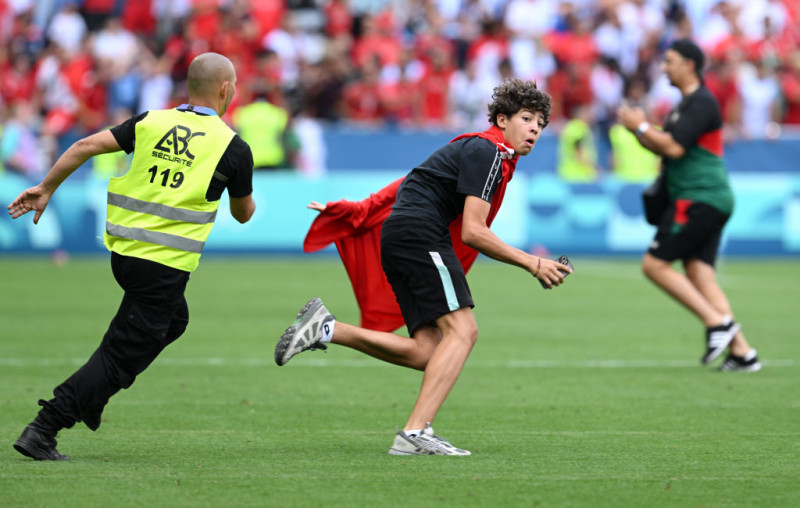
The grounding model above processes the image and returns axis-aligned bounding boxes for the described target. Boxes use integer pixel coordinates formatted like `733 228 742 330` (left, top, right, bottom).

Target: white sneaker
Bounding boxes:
388 423 471 456
274 297 333 366
720 349 762 372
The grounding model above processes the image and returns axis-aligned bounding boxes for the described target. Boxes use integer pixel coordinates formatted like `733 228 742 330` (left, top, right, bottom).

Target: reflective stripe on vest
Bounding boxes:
107 192 217 224
106 221 205 253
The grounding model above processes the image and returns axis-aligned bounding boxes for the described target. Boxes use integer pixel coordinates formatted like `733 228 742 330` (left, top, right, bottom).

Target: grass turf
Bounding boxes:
1 256 798 507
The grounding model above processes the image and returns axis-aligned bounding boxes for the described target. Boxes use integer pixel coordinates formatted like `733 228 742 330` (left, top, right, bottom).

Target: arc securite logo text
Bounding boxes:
152 125 206 167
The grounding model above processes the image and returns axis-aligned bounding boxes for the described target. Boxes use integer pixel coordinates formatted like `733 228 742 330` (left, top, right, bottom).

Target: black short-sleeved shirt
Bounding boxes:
110 110 254 201
664 87 722 149
384 136 504 241
661 86 733 213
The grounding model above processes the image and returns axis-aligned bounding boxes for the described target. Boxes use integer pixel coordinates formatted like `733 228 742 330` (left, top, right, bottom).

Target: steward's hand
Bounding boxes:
8 184 53 224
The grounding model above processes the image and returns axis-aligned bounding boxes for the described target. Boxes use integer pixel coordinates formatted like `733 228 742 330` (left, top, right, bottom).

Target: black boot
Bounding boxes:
13 425 69 461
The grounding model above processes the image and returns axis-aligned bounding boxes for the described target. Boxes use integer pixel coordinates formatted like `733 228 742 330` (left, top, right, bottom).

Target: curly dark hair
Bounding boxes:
487 78 551 127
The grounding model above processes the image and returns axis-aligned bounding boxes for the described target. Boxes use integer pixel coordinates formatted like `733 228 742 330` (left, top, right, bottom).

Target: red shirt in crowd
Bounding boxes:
187 0 221 44
705 68 740 125
543 30 598 65
1 57 36 106
417 62 453 126
325 0 352 38
351 11 402 68
781 70 800 125
250 0 284 39
547 65 593 120
351 34 402 69
377 79 418 125
342 80 384 122
82 0 115 14
122 0 155 35
415 31 455 66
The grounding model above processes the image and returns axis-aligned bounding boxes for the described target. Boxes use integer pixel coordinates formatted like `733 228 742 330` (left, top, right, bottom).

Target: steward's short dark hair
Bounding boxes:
487 79 551 127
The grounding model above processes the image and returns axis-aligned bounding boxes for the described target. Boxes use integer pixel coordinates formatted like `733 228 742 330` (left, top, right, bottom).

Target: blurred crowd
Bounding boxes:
1 0 799 179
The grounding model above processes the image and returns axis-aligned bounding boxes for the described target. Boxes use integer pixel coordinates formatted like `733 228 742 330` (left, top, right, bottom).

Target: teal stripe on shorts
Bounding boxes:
428 251 459 312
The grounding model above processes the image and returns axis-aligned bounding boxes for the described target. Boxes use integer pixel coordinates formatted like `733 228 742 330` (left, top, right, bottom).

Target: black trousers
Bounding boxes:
35 253 190 432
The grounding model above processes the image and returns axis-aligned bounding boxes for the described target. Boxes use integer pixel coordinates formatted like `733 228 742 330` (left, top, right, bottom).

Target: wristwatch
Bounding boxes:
636 122 650 136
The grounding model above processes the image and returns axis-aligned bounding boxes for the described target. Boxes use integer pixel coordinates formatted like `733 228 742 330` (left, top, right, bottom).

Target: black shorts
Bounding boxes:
648 199 730 266
380 226 474 336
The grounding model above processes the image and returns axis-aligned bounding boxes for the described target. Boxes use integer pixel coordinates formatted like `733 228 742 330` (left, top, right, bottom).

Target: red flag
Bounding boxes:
303 126 519 332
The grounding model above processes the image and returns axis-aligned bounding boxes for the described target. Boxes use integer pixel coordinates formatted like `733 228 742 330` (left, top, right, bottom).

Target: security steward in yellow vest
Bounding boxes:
233 97 289 170
608 123 660 183
8 53 255 461
557 115 599 183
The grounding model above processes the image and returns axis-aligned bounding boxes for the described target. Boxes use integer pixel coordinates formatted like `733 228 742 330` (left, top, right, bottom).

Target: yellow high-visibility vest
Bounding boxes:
557 118 598 182
609 124 660 183
233 101 288 168
104 108 235 272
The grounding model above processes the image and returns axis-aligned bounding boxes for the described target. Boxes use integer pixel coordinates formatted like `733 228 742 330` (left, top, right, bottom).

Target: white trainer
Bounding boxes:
274 297 333 366
720 349 762 372
388 423 471 456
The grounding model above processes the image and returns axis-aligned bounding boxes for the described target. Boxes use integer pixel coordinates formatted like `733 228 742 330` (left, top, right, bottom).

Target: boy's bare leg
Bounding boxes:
331 322 442 371
403 307 478 431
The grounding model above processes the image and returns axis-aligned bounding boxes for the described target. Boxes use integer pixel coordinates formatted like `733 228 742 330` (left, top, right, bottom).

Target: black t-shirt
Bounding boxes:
661 86 733 212
385 136 504 241
110 110 254 201
663 86 722 150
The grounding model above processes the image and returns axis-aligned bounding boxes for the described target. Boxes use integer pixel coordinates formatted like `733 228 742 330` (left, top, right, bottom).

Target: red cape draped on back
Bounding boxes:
303 125 519 332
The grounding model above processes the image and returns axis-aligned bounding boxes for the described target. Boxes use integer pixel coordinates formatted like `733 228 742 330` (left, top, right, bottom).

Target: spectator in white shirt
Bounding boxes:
738 58 781 138
46 2 86 55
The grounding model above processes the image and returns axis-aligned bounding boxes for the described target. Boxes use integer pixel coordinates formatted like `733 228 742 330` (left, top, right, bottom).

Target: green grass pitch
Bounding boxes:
1 255 798 507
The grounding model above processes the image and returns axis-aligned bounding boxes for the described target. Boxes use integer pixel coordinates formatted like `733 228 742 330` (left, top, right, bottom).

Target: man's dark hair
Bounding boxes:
487 79 551 127
669 38 705 80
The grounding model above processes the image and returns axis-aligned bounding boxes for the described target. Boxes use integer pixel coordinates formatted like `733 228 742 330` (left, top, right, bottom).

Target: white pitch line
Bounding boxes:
0 358 793 368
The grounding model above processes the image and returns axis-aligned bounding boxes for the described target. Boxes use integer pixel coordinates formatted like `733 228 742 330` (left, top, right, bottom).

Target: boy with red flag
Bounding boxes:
275 79 569 455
